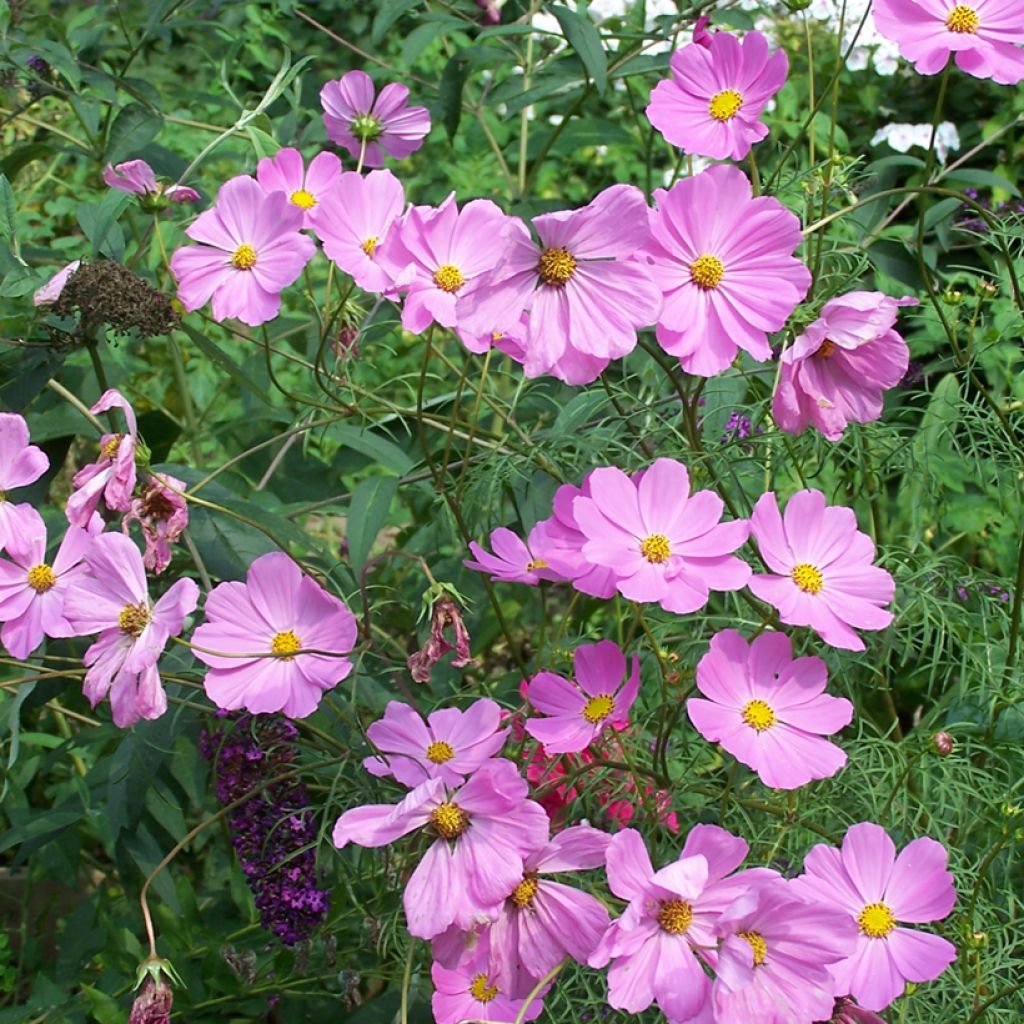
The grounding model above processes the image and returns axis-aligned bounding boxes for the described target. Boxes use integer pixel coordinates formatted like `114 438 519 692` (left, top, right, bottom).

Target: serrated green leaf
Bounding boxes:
347 476 398 571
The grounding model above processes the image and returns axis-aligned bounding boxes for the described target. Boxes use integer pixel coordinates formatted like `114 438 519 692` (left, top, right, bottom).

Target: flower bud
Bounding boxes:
932 731 955 756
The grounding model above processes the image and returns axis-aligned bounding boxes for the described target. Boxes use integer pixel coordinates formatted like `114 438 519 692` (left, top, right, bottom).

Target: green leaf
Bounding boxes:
81 985 122 1024
328 424 414 474
944 168 1020 199
76 190 132 260
105 103 163 164
923 197 963 232
439 51 471 141
347 476 398 571
550 5 607 94
180 324 273 407
0 174 16 243
372 0 422 43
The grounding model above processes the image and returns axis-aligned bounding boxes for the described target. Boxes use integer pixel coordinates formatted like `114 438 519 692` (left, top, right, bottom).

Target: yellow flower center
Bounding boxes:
425 740 455 764
361 236 378 257
582 694 615 724
537 246 577 286
690 253 725 289
290 189 317 209
431 801 469 840
742 698 776 732
27 563 57 593
271 630 301 659
510 874 540 909
526 559 548 571
102 435 123 460
791 562 824 594
816 339 838 359
657 898 693 935
118 602 151 637
433 263 465 293
469 973 499 1004
858 901 897 939
945 4 979 32
231 243 257 270
640 533 672 564
740 930 768 966
708 88 744 122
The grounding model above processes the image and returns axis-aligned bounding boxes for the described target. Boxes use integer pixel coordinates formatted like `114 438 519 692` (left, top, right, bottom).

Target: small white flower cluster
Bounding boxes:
803 0 902 75
870 121 961 165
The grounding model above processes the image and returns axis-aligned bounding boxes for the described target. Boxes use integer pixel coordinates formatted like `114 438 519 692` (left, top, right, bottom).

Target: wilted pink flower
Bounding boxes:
827 998 888 1023
693 14 715 47
66 389 139 528
0 413 49 551
642 165 811 376
647 31 787 161
192 551 357 719
121 472 188 574
320 70 431 167
255 147 342 228
363 699 508 786
525 640 640 754
458 185 662 385
333 759 549 938
311 168 405 294
474 0 505 24
773 291 917 441
407 592 475 682
748 490 895 652
572 457 751 614
170 175 316 327
33 260 81 306
103 159 200 204
687 629 853 789
465 525 565 586
872 0 1024 85
791 822 957 1011
64 533 198 727
128 974 173 1024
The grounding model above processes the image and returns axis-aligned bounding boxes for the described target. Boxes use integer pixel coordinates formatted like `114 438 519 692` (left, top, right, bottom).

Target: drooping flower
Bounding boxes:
320 70 431 167
642 165 812 377
465 525 565 586
33 260 81 306
646 31 787 161
457 185 662 385
128 974 173 1024
63 533 199 727
525 640 640 754
748 490 895 652
0 413 49 551
170 174 316 327
826 998 888 1023
333 758 549 939
687 629 853 789
790 822 957 1011
871 0 1024 85
693 13 715 47
363 699 508 787
407 590 476 682
572 457 751 614
310 168 405 294
121 473 188 574
65 389 139 528
102 159 200 203
255 147 343 228
773 291 917 441
192 551 358 719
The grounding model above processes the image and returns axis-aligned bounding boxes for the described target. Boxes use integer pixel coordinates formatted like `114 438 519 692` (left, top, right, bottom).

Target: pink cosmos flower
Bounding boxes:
170 174 316 327
333 758 549 939
642 165 811 377
363 698 508 786
693 14 715 47
65 389 138 528
102 159 200 203
748 490 896 652
63 533 199 727
121 472 188 574
773 291 917 441
525 640 640 754
572 457 751 614
0 507 101 659
872 0 1024 85
790 822 957 1012
457 185 662 385
712 880 858 1023
0 413 49 551
489 825 611 997
192 551 357 719
646 31 788 161
255 147 342 228
320 70 431 167
465 525 565 586
687 629 853 790
377 194 511 334
33 260 81 306
311 168 405 294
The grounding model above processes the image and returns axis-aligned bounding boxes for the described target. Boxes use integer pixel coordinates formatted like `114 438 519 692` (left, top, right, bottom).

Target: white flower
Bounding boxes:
870 121 961 164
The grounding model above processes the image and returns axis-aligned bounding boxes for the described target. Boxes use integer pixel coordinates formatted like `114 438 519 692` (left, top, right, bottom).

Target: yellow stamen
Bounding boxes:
433 263 465 293
690 254 724 290
290 189 317 209
791 563 824 594
526 559 548 571
640 534 672 564
816 339 837 359
118 602 150 637
27 563 57 593
469 973 499 1003
658 898 693 935
231 243 257 270
537 246 577 286
271 630 301 659
740 930 768 966
101 435 123 459
945 4 979 32
708 89 743 122
361 236 378 257
425 740 455 764
858 901 896 938
431 801 469 839
582 694 615 724
510 874 540 909
742 699 775 732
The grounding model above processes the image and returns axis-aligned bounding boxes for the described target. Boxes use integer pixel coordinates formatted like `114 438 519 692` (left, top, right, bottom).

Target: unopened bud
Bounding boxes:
932 731 954 756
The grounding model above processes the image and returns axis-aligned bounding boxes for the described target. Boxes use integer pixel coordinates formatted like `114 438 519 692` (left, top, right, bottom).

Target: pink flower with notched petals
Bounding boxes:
642 165 811 377
311 169 405 294
647 31 788 161
33 260 81 306
256 147 342 228
0 413 49 551
66 389 138 528
170 175 316 327
525 640 640 754
458 185 662 385
121 472 189 574
333 758 549 939
363 698 509 787
791 822 957 1012
64 533 199 727
872 0 1024 85
749 490 895 652
572 457 751 614
687 629 853 790
465 524 564 586
192 551 357 719
320 70 431 167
